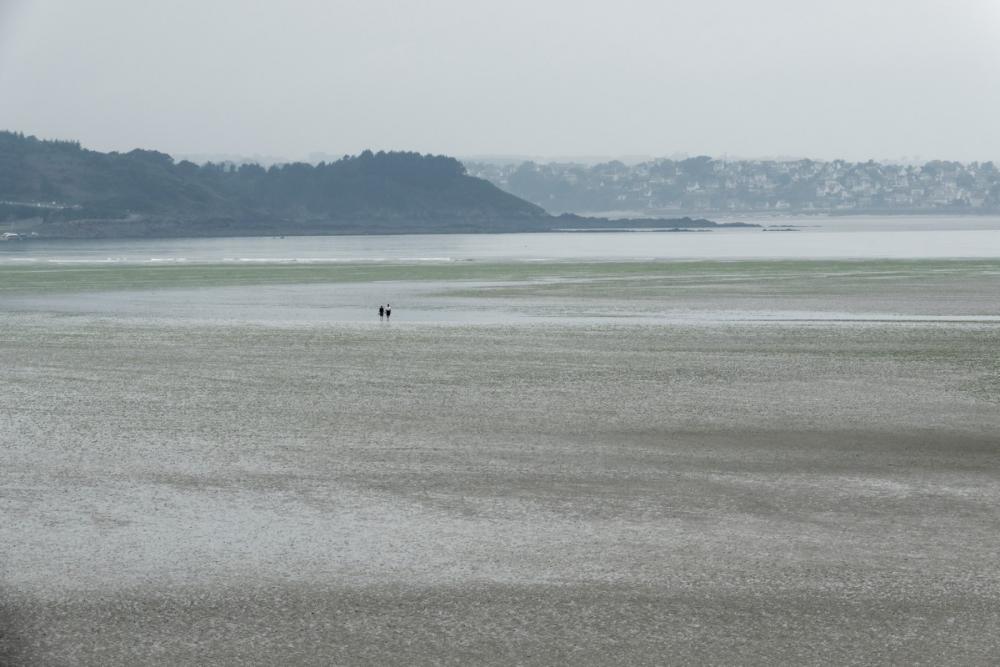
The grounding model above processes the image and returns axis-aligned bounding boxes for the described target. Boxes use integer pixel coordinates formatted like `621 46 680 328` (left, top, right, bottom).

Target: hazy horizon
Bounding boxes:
1 0 999 163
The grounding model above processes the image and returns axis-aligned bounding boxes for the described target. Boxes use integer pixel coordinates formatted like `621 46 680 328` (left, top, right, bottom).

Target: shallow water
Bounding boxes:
3 215 1000 264
6 281 1000 326
4 258 1000 325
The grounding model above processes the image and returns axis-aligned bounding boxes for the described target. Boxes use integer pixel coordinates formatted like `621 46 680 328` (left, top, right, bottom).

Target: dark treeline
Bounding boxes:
0 131 547 237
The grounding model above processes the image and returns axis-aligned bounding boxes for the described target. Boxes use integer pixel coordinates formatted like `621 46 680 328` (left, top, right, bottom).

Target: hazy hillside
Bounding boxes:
467 157 1000 216
0 131 549 237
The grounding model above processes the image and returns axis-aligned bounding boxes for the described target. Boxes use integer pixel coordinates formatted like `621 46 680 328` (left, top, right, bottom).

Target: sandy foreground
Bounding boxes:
1 261 999 665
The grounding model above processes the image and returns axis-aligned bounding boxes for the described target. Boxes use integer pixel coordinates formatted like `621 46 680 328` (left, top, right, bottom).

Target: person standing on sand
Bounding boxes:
379 305 384 321
385 304 391 321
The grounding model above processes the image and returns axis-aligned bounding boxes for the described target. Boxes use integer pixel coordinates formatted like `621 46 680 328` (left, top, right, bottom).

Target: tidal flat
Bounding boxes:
2 260 1000 665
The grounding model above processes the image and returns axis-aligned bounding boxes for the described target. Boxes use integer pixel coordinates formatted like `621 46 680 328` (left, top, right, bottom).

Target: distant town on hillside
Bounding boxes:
465 157 1000 217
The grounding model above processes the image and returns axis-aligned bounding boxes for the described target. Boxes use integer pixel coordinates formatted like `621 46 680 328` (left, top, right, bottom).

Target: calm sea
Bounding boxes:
3 215 1000 264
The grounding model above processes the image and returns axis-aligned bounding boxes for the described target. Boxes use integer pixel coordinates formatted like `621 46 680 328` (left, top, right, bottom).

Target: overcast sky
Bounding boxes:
1 0 998 162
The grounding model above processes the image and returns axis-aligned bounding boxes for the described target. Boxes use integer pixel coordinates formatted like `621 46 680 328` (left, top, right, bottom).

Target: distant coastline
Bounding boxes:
0 131 755 239
0 216 757 241
465 157 1000 218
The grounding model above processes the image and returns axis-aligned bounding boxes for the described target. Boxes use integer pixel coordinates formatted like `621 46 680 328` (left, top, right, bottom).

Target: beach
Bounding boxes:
2 257 999 664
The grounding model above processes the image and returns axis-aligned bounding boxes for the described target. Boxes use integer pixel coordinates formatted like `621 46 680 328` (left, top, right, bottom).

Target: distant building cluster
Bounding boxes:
465 157 1000 216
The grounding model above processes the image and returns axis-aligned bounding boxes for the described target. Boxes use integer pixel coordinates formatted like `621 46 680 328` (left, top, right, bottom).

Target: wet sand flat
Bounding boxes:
2 261 1000 664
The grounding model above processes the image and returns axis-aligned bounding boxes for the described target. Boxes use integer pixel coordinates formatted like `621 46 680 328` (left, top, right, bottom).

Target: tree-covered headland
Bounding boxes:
0 132 549 237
